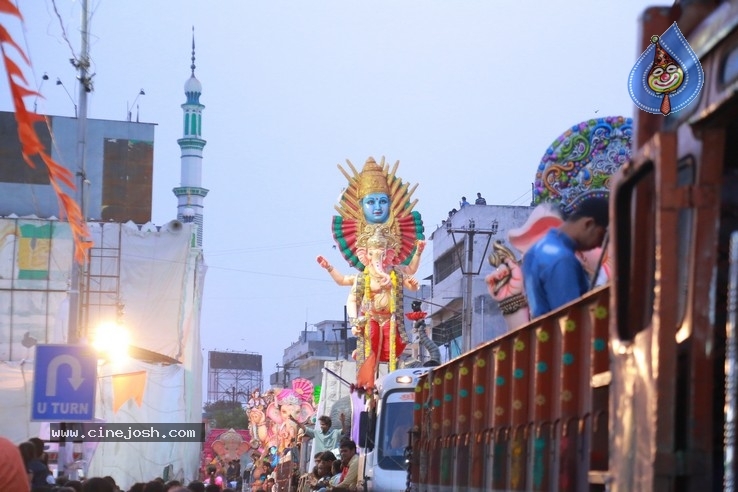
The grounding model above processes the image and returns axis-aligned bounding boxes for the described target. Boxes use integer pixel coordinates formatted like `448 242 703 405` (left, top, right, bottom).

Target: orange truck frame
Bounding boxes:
410 1 738 491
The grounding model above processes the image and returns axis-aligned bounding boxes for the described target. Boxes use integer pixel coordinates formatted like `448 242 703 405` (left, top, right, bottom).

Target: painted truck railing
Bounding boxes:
412 285 610 492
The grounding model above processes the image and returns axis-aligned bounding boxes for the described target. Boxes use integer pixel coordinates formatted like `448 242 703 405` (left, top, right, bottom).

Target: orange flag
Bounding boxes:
0 0 91 263
112 371 147 413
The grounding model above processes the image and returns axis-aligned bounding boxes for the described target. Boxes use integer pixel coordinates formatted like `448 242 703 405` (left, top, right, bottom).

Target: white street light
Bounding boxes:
91 322 130 363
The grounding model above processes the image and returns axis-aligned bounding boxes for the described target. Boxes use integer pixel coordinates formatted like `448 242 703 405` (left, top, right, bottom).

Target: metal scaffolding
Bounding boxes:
207 350 263 404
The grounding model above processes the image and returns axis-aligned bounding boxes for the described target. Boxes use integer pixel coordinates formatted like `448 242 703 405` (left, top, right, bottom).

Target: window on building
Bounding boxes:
434 240 464 283
431 314 462 346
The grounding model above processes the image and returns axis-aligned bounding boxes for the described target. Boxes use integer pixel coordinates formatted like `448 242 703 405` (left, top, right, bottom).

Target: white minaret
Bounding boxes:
173 27 208 247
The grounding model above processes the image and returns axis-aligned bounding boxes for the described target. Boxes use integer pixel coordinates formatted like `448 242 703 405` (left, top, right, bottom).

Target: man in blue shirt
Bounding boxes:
522 197 609 318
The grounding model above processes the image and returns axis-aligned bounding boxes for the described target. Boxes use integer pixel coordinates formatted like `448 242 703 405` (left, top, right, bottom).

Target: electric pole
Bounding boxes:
62 0 91 479
446 217 498 353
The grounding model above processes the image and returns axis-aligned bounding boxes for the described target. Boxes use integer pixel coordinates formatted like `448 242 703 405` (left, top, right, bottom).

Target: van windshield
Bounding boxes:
378 394 414 471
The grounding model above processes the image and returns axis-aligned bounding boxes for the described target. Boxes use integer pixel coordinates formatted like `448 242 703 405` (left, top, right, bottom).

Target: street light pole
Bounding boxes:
61 0 91 479
227 386 248 406
276 363 293 387
446 218 498 353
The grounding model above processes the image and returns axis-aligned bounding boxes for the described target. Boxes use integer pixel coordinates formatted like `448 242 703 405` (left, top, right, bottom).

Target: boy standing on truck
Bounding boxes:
522 196 609 318
292 414 347 455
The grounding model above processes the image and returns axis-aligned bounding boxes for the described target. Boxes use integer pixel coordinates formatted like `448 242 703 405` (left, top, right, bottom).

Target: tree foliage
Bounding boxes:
203 400 248 430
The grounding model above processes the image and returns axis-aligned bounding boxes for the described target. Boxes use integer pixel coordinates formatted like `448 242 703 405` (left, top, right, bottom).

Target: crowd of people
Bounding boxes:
0 435 252 492
187 416 358 492
446 192 487 219
304 439 358 492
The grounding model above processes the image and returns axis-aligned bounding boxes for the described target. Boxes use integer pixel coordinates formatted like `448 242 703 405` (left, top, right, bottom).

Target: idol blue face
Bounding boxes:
362 193 390 224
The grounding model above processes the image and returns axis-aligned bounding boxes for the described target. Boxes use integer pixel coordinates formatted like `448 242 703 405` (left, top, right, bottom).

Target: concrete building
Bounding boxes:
427 203 533 358
270 320 356 388
0 36 209 489
0 111 155 223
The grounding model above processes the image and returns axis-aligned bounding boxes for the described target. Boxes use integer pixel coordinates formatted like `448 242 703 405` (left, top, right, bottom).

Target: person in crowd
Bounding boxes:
328 460 342 487
311 458 333 491
475 192 486 205
103 476 121 491
282 437 299 465
307 464 322 491
231 460 240 486
311 452 323 469
142 480 165 492
327 440 359 491
327 460 343 488
19 440 55 490
202 465 223 490
250 460 271 492
164 480 182 491
386 421 411 455
243 451 261 486
267 477 278 492
291 414 346 455
18 441 36 481
522 196 609 318
28 438 48 465
315 459 342 492
225 461 236 486
82 477 115 492
64 479 83 492
459 197 470 208
319 450 337 473
0 436 30 491
185 481 205 492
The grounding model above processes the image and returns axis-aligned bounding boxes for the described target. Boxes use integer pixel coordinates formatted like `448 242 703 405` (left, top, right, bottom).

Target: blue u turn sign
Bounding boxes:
32 344 97 422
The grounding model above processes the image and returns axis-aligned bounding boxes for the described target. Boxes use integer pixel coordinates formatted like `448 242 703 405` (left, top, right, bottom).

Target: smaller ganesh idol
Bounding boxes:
317 157 425 391
249 379 315 459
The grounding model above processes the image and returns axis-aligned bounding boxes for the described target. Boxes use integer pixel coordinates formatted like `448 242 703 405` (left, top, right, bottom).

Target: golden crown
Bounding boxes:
358 158 390 198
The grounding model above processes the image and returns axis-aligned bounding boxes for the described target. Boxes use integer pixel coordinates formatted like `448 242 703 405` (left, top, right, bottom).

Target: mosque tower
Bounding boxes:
173 27 208 247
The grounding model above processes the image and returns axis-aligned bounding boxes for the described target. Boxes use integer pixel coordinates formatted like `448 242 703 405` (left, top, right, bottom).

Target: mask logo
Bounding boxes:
627 22 703 116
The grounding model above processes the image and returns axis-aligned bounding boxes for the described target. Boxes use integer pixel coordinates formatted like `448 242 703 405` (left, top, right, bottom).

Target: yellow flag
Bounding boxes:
112 371 147 412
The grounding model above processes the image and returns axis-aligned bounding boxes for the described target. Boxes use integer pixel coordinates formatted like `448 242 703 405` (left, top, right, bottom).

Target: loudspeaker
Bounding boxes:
167 220 184 232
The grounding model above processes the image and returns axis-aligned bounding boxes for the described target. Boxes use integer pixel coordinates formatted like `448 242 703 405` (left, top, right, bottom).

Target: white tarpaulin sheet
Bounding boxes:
0 218 205 489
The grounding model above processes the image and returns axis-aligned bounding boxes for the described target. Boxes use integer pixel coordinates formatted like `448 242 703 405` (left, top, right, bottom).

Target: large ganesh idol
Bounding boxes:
317 157 424 391
486 117 632 329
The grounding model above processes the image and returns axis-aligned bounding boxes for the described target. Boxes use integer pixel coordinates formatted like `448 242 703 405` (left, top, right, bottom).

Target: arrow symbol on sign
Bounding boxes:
46 354 84 396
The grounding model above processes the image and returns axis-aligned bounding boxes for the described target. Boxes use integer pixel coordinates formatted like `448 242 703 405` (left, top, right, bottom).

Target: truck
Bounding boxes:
358 367 432 492
410 1 738 491
304 362 430 492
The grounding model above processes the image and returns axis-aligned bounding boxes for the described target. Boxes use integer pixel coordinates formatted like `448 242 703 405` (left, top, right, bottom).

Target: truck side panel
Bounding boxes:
412 288 610 491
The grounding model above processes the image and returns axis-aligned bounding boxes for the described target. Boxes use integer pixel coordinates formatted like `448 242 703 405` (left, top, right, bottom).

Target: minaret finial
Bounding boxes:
190 26 196 76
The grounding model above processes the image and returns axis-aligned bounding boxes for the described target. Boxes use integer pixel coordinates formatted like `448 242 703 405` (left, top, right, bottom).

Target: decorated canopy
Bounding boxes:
532 116 633 214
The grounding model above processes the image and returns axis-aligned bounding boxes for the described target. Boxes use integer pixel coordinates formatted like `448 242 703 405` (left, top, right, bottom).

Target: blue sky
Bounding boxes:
1 0 660 389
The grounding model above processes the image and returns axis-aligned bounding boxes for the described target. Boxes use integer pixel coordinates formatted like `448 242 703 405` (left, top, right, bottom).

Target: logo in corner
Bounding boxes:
628 22 704 116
